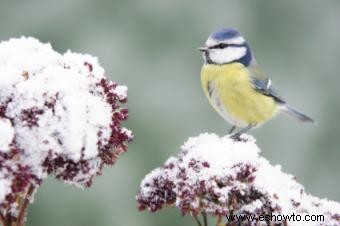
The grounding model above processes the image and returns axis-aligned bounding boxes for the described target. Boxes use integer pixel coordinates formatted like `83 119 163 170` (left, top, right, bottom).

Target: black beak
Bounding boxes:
197 46 208 52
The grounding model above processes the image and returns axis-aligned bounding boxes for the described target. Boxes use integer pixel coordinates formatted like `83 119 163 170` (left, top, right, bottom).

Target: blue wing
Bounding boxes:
249 67 286 104
249 66 315 122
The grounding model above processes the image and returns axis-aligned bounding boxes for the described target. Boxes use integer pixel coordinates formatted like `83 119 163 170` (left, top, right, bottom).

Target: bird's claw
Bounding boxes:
229 133 247 142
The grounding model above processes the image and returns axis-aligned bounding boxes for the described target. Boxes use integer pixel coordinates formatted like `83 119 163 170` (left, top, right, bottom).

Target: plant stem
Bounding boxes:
0 213 5 226
16 183 35 226
216 216 222 226
202 211 208 226
193 214 202 226
0 183 36 226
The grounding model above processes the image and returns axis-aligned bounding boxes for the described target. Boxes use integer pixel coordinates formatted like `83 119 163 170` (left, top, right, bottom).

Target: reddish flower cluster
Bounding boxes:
20 107 45 127
0 37 132 223
137 154 270 217
137 133 340 226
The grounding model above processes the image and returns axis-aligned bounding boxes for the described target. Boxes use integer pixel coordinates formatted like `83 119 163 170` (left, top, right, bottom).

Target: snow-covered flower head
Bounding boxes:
137 134 340 226
0 37 133 217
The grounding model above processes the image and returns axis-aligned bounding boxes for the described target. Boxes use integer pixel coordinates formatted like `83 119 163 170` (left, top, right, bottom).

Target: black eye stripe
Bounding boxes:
212 43 229 49
209 43 244 49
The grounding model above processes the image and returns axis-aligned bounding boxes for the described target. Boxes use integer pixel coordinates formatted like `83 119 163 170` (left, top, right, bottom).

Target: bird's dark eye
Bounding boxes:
211 43 229 49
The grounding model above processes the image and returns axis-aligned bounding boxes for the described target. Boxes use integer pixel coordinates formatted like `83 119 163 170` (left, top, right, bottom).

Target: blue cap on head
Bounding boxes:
204 28 252 66
211 28 241 41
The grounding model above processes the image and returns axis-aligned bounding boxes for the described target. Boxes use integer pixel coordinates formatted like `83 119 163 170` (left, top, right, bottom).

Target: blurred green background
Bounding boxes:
0 0 339 225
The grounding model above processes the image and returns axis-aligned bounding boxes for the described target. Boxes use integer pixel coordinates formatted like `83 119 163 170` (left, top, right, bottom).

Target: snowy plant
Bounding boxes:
137 133 340 226
0 37 133 226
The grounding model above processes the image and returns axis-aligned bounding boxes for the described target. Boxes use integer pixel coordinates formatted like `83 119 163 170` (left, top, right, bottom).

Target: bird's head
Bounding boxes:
199 28 254 66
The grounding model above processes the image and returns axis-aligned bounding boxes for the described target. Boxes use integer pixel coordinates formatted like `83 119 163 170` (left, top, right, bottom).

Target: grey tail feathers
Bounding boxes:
280 104 315 123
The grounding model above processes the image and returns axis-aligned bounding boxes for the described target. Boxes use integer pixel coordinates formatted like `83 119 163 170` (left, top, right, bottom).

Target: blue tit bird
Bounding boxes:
199 28 314 140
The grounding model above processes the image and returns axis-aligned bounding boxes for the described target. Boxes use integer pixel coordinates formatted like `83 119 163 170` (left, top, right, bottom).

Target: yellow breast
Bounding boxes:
200 63 278 127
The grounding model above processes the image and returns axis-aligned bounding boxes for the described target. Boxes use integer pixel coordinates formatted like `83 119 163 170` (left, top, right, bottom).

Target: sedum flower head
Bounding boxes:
137 133 340 226
0 37 133 215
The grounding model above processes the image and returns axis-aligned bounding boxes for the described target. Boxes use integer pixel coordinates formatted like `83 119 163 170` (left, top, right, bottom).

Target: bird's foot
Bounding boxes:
228 126 236 134
229 132 247 142
228 124 254 142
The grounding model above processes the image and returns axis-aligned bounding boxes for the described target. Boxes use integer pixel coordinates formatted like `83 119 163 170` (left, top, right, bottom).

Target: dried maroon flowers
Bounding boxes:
0 37 132 225
137 133 340 226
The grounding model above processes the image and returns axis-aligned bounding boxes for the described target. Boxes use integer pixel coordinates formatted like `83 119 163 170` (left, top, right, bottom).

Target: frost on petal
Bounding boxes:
137 133 340 226
0 37 133 216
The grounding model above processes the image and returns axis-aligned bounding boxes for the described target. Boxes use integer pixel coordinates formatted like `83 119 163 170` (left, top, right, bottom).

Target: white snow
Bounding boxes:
138 133 340 226
0 178 11 204
114 85 128 100
0 37 132 211
0 119 14 152
0 37 112 175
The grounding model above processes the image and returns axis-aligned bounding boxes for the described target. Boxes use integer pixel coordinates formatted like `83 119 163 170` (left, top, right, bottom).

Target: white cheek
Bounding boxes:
209 47 246 64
